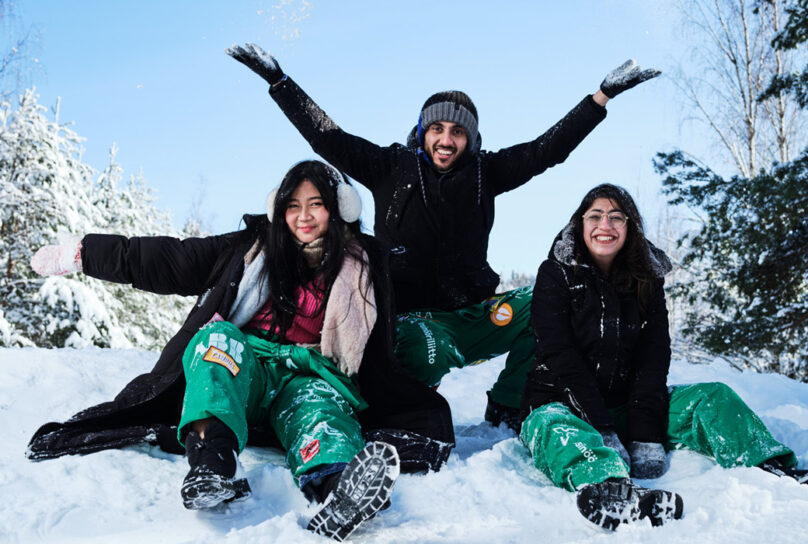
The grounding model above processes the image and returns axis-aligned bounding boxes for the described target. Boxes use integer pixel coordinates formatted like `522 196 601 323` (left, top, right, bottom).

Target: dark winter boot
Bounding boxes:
483 391 522 433
181 419 251 510
302 470 343 505
759 458 808 484
364 428 453 473
576 478 683 530
304 471 392 518
307 441 400 542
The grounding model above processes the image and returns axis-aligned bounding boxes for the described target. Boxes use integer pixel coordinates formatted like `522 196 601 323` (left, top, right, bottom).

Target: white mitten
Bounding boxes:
31 236 83 276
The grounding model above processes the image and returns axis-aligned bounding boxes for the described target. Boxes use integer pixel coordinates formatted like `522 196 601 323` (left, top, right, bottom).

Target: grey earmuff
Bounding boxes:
335 183 362 222
266 170 361 223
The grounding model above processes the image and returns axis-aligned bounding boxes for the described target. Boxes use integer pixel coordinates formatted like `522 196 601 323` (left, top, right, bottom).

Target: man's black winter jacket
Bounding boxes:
270 78 607 312
26 215 455 471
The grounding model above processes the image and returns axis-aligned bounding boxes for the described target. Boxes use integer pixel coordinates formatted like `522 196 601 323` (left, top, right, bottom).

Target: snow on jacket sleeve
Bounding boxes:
530 260 614 429
484 95 606 196
81 233 236 297
627 279 671 443
269 76 403 192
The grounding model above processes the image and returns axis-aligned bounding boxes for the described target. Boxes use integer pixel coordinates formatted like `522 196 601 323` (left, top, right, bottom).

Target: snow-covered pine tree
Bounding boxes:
181 174 214 239
0 90 191 349
657 0 808 382
88 146 196 350
497 271 536 293
655 150 808 380
1 90 104 346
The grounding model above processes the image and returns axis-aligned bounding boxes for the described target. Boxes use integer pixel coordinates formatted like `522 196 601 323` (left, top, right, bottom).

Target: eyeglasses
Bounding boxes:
582 211 629 227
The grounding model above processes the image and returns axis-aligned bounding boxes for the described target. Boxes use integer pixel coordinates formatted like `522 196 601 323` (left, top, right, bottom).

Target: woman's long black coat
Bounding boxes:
27 215 455 472
521 227 672 443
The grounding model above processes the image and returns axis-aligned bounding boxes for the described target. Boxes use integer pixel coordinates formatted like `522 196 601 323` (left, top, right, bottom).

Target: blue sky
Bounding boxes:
14 0 696 273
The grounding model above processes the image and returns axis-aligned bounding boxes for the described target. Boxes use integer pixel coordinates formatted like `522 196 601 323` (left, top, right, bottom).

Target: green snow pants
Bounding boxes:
521 382 796 491
178 321 367 479
394 286 534 408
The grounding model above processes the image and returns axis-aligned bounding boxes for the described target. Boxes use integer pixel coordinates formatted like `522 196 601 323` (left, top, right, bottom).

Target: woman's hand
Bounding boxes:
30 236 83 276
601 429 631 469
629 441 667 479
599 59 661 99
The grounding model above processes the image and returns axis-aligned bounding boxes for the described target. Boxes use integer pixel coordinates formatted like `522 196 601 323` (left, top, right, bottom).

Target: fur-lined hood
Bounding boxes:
549 222 672 278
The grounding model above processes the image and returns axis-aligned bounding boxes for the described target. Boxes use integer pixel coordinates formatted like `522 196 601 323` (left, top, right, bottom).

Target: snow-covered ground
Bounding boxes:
2 347 807 543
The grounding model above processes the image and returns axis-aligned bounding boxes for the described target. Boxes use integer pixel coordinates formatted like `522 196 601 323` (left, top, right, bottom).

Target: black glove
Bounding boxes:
599 59 661 98
600 429 631 469
629 441 667 479
226 42 285 86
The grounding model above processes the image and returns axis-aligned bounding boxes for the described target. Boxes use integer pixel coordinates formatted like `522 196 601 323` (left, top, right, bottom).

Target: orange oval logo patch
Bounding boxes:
490 303 513 326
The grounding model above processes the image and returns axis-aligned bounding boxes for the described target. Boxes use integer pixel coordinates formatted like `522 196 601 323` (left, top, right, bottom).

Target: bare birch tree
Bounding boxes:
0 0 38 103
676 0 806 177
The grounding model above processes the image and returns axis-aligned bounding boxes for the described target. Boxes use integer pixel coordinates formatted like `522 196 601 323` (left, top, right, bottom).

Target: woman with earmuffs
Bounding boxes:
26 160 455 542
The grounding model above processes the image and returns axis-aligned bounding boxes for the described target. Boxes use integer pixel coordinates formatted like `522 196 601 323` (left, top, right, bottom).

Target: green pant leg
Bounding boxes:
520 402 629 491
451 287 533 408
667 382 797 468
178 321 267 452
394 314 464 387
487 287 534 408
449 287 534 362
269 374 365 479
395 287 533 407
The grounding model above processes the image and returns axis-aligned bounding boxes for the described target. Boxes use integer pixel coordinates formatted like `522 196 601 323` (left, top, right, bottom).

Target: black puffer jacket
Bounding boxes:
270 77 606 312
521 225 673 443
27 215 455 472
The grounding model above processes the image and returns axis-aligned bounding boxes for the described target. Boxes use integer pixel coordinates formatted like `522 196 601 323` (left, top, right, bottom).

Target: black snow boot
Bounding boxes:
304 471 392 517
483 391 522 433
576 478 683 530
759 458 808 484
364 428 453 473
307 441 400 542
181 419 251 510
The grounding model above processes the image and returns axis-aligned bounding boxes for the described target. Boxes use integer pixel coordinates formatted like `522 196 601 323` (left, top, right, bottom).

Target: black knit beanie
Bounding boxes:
417 90 479 148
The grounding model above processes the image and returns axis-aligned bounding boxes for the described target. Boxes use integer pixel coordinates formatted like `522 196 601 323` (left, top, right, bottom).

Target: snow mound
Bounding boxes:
2 347 807 543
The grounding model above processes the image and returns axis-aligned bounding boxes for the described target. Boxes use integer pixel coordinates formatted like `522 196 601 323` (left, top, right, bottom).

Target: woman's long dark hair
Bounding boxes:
260 160 367 339
568 183 655 306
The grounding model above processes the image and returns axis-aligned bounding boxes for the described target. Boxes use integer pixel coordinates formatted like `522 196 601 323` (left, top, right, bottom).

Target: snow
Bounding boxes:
2 348 808 543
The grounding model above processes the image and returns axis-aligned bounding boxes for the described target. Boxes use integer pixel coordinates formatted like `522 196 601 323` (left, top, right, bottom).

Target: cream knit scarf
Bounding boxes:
228 236 376 376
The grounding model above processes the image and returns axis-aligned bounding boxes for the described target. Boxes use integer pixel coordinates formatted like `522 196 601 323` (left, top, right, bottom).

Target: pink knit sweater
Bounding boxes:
245 282 325 344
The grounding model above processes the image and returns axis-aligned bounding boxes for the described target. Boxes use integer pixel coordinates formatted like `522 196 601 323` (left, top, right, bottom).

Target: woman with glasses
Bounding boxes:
519 183 804 530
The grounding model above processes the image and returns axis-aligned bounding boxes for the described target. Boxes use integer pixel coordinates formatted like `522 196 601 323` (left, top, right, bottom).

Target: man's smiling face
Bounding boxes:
424 121 468 172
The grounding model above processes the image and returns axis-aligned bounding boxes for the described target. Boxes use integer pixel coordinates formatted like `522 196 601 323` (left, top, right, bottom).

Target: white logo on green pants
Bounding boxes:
552 425 579 446
416 321 437 365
